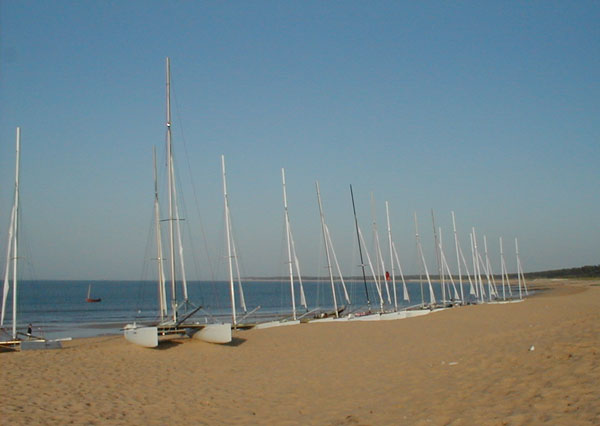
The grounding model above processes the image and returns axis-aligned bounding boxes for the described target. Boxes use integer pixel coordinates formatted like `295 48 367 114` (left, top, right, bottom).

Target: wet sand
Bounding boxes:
1 279 598 425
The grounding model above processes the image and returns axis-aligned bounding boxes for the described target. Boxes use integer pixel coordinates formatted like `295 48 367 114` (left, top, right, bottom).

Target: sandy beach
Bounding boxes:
1 278 598 425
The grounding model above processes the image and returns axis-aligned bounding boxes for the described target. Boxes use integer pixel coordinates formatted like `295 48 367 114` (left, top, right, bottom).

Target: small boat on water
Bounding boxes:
86 284 101 303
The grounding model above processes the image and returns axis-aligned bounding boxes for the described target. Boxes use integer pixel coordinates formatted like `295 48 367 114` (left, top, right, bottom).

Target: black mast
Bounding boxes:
350 184 371 312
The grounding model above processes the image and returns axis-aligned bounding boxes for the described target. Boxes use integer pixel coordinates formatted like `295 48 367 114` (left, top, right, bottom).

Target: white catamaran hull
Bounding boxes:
190 323 232 344
404 309 432 318
349 313 381 321
124 322 232 347
379 311 407 321
124 325 159 348
310 316 350 323
254 319 300 329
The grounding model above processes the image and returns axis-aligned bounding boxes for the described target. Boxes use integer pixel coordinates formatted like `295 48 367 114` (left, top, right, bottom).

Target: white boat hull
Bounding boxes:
404 309 431 318
379 311 407 321
124 325 158 348
310 316 350 323
191 323 232 344
349 313 381 321
254 319 300 329
489 299 524 304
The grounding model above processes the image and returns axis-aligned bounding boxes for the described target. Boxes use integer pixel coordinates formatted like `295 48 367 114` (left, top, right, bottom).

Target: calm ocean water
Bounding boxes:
2 279 514 339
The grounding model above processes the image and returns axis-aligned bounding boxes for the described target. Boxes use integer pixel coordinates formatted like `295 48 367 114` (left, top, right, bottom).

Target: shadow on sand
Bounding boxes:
224 336 246 347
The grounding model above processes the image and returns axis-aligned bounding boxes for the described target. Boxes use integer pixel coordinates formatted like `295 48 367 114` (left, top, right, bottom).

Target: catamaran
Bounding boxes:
221 154 258 329
414 212 436 308
515 237 529 299
1 128 66 351
310 181 351 322
254 168 307 329
380 200 412 320
124 58 231 348
451 211 476 302
347 185 384 321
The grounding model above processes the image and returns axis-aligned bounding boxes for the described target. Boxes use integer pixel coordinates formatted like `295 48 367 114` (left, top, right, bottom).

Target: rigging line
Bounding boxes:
278 213 289 310
137 209 156 305
16 205 38 282
226 197 248 311
315 219 325 308
171 77 216 282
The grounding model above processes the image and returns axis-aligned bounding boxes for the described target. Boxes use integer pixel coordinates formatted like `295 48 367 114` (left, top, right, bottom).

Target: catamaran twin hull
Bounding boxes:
124 323 232 348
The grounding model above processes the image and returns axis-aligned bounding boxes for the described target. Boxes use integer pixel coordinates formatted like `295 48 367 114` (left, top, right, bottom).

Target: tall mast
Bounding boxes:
431 209 443 302
515 238 528 298
222 155 237 325
451 217 476 298
372 193 390 304
385 204 409 304
414 212 424 306
171 170 188 305
282 169 297 320
391 241 410 302
281 173 306 309
385 201 398 310
289 225 307 309
438 225 446 302
1 206 15 328
165 57 177 322
472 228 485 302
415 212 436 306
350 185 371 311
439 228 460 301
356 222 383 310
153 146 167 319
451 212 464 302
500 237 511 300
316 181 339 317
11 127 20 339
469 232 479 299
516 238 522 299
483 235 498 299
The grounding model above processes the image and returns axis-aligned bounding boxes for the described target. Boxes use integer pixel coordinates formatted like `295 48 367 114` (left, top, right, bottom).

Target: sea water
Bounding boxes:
1 279 520 339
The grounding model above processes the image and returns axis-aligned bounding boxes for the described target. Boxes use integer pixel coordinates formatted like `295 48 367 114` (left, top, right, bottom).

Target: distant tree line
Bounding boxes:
523 265 600 279
245 265 600 281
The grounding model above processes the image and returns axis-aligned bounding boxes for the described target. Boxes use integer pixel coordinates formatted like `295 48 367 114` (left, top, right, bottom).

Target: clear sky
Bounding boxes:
0 1 598 280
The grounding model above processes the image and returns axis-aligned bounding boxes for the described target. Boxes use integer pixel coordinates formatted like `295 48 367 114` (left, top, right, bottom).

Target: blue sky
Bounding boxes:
0 1 598 280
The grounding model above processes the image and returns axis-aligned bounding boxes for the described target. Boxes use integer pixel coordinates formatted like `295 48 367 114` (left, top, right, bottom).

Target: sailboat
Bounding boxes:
371 194 391 306
437 227 461 305
1 128 64 351
254 168 306 329
86 284 101 303
310 181 351 322
499 237 513 300
221 154 255 329
414 212 436 308
451 211 476 302
124 58 231 348
347 185 386 321
379 201 411 320
515 237 529 299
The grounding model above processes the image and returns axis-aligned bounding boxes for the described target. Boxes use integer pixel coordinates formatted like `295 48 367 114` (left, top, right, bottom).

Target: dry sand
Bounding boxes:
1 279 599 425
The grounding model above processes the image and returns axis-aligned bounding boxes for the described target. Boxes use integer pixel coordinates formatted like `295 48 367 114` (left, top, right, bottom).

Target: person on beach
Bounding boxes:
27 323 32 336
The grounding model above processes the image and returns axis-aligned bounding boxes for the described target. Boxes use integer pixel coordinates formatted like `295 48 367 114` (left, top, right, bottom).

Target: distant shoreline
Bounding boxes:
25 264 600 283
